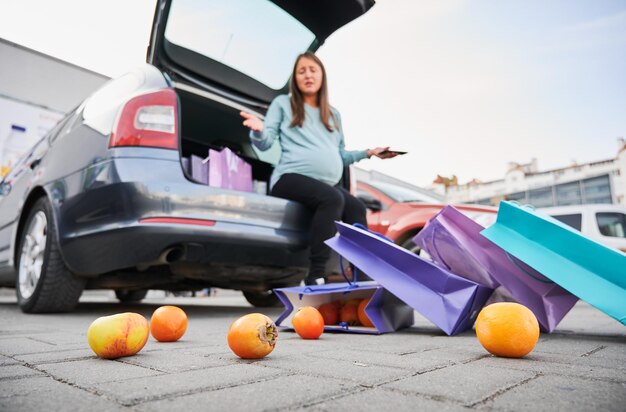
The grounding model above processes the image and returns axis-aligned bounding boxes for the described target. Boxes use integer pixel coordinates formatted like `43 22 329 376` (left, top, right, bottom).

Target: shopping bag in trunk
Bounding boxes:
208 147 253 192
190 154 209 184
481 201 626 326
325 222 493 335
415 206 578 332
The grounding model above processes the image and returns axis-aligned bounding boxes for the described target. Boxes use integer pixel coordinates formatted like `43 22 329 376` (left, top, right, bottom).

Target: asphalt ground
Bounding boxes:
0 289 624 411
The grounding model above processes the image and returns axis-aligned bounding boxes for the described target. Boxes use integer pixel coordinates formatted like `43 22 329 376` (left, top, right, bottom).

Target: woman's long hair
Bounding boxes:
289 52 337 132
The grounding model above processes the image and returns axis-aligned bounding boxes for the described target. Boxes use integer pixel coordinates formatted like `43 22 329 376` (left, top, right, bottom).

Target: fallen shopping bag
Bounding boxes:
208 147 253 192
415 207 501 289
481 201 626 326
324 222 493 335
274 280 414 335
415 206 578 332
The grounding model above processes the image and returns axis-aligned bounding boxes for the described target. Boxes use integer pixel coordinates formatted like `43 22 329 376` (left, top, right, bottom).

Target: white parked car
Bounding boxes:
537 204 626 253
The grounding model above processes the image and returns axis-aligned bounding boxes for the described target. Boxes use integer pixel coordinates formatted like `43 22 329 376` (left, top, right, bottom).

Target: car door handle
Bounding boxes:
30 158 41 169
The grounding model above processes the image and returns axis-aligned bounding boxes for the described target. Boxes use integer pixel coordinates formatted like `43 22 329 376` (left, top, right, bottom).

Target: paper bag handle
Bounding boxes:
504 252 554 284
301 223 390 294
507 200 536 211
344 223 394 283
427 229 453 271
299 255 359 297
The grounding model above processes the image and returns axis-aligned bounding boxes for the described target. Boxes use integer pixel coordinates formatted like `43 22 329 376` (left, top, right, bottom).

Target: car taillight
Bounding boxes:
109 89 178 149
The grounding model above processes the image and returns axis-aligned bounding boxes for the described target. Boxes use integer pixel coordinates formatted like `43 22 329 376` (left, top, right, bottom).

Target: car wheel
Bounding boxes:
400 237 422 255
16 198 85 313
242 289 282 308
115 289 148 303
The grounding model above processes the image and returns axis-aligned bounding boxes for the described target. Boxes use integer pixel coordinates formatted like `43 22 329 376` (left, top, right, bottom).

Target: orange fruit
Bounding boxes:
150 306 188 342
357 298 374 327
339 303 360 326
227 313 277 359
475 302 540 358
292 306 324 339
318 303 339 325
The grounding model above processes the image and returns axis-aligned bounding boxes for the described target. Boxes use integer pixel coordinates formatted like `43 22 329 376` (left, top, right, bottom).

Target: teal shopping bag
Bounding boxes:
481 201 626 326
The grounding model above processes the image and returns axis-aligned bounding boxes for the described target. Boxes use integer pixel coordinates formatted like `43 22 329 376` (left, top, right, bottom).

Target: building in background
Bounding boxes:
0 38 108 174
444 139 626 207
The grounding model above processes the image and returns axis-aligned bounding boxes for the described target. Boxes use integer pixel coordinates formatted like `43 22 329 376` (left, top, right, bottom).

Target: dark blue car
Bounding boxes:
0 0 375 312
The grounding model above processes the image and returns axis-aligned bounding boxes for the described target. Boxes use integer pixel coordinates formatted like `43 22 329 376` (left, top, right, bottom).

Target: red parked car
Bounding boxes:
356 180 498 253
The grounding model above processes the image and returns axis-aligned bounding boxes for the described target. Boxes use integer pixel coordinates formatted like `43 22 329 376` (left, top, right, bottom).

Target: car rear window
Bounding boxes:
596 212 626 238
164 0 315 90
551 214 582 231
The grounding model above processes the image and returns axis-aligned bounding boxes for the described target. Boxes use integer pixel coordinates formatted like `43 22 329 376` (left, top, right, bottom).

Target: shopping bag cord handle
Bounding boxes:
507 200 536 210
504 252 554 284
339 255 357 284
299 282 359 297
300 223 391 295
337 224 392 285
428 230 452 271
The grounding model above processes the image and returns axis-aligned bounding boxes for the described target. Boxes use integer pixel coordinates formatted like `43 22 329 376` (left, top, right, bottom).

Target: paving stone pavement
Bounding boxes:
0 290 624 411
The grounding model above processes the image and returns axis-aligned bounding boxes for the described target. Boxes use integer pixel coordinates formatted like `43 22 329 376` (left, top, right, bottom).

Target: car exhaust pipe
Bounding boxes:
162 246 184 263
136 245 186 271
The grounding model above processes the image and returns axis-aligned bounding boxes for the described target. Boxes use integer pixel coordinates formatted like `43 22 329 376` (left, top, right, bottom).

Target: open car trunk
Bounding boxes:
177 87 276 191
176 85 352 194
149 0 376 189
148 0 375 110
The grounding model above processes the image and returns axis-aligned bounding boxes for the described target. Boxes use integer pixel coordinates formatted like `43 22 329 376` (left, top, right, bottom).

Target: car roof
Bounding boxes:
537 204 626 215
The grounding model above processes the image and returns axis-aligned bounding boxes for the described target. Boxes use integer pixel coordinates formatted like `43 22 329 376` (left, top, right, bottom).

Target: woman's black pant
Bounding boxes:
271 173 367 281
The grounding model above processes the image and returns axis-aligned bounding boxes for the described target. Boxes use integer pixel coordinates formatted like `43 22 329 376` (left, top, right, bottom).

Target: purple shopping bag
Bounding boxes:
325 222 493 335
415 206 578 332
208 147 253 192
274 281 414 334
190 154 209 184
415 208 500 290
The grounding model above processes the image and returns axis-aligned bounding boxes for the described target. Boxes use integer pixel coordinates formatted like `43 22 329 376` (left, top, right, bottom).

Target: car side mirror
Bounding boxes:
358 193 383 211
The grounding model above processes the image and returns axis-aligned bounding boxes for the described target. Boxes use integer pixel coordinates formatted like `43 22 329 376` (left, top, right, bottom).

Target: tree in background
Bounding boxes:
433 174 458 189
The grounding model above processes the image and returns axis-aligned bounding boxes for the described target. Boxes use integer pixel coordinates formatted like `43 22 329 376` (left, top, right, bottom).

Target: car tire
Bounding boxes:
242 289 282 308
115 289 148 303
16 197 85 313
400 237 422 255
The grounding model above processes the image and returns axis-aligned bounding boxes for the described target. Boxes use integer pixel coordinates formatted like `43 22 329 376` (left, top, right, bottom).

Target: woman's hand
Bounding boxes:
240 112 264 133
367 147 398 159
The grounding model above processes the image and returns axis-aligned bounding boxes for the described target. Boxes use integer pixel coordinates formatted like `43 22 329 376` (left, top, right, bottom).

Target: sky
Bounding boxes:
1 0 625 187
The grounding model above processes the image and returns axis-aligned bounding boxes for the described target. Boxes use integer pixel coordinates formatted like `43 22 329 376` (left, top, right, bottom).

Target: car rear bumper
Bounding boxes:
48 154 311 275
61 218 310 275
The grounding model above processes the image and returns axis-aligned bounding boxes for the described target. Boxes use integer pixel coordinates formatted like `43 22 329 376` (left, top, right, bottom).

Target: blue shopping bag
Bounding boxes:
274 281 414 335
481 201 626 326
275 251 414 334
